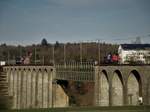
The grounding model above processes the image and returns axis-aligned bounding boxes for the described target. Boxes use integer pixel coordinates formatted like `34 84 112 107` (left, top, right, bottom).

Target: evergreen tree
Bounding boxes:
41 38 48 46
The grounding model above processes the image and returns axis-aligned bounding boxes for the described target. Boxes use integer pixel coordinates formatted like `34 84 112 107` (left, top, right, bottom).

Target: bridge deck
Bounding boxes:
55 63 95 81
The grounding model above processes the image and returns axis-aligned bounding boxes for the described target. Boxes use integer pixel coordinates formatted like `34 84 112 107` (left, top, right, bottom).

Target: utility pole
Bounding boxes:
34 47 37 65
52 44 55 66
98 39 100 65
19 46 22 57
80 41 83 64
13 55 15 65
42 56 44 65
64 43 66 67
7 51 10 65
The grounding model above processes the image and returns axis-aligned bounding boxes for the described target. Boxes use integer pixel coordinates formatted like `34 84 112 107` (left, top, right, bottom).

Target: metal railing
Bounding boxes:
55 62 95 81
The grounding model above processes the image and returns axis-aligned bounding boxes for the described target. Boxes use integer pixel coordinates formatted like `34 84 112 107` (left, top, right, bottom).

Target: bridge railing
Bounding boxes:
55 62 95 81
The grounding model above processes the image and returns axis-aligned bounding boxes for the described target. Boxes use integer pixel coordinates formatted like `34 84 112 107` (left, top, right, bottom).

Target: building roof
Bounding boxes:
120 44 150 50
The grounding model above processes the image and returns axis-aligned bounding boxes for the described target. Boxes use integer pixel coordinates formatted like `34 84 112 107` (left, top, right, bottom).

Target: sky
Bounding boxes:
0 0 150 45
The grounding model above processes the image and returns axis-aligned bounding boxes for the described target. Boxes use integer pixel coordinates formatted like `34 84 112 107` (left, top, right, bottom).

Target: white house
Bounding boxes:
0 61 6 66
118 44 150 64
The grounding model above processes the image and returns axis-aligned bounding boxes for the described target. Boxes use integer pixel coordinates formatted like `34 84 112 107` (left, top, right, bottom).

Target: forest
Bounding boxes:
0 39 118 65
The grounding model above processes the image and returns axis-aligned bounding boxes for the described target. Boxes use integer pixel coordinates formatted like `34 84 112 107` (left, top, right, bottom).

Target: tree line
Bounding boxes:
0 39 118 65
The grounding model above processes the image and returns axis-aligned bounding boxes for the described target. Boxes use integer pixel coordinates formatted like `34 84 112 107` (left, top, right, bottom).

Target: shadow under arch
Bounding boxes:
112 70 124 106
98 70 109 106
101 70 109 81
127 70 142 105
114 70 124 85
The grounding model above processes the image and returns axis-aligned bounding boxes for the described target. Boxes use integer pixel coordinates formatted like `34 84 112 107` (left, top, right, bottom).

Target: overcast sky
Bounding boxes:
0 0 150 45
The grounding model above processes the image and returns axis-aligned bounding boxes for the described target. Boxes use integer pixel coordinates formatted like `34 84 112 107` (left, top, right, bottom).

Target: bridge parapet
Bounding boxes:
55 62 95 81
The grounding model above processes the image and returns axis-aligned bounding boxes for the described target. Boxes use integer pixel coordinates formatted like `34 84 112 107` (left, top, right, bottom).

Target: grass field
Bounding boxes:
0 106 150 112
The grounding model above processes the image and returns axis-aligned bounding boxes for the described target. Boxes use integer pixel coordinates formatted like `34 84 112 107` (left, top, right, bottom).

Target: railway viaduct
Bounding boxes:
0 64 150 109
95 65 150 106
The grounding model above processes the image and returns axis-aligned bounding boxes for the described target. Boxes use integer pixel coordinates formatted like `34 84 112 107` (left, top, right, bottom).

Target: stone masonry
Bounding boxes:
2 65 150 109
95 65 150 106
3 66 69 109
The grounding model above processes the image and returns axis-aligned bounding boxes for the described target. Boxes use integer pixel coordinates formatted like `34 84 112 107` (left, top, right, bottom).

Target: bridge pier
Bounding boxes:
123 80 128 105
109 79 112 106
142 70 149 105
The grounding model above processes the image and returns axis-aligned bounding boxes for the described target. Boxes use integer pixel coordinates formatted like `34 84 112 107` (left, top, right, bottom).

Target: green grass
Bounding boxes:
0 106 150 112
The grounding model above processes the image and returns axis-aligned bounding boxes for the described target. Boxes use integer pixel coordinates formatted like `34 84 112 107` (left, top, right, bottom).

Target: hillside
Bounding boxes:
0 42 118 65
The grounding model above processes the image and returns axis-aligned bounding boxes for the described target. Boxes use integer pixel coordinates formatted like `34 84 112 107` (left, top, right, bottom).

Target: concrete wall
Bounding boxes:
3 66 69 109
95 65 150 106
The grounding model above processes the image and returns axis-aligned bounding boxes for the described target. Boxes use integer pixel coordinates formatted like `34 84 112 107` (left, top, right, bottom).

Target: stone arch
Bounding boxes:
127 70 142 105
50 68 53 72
112 70 124 106
33 68 36 71
98 70 109 106
44 68 47 72
28 68 31 71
